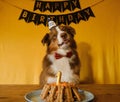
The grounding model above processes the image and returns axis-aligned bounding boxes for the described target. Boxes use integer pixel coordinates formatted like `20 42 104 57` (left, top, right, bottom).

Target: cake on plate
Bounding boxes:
40 72 85 102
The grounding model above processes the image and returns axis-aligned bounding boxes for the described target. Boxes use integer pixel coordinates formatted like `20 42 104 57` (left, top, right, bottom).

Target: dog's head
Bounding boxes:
41 25 77 52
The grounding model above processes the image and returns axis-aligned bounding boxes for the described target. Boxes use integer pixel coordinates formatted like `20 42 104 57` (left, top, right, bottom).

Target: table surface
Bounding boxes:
0 84 120 102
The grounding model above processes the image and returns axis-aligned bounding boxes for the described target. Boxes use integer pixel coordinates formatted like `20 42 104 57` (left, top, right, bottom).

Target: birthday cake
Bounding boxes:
40 72 85 102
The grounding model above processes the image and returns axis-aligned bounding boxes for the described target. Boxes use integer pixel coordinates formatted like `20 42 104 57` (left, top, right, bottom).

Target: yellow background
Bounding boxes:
0 0 120 84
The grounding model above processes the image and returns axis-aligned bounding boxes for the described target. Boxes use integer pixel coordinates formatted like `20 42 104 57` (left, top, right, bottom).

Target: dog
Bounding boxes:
40 25 80 88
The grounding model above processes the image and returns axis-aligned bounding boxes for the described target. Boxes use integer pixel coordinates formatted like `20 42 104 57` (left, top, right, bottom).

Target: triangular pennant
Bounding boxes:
19 9 30 22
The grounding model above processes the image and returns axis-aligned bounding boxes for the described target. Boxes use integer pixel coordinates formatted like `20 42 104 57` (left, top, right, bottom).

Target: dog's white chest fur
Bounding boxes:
47 49 74 83
52 57 72 81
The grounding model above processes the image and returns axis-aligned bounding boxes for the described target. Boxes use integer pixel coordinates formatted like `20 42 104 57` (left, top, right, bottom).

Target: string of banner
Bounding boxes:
2 0 104 26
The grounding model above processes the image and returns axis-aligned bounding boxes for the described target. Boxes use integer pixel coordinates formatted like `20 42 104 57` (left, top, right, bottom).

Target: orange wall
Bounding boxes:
0 0 120 84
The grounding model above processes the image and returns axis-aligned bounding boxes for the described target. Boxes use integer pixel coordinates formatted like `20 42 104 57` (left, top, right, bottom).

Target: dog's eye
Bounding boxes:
61 33 67 39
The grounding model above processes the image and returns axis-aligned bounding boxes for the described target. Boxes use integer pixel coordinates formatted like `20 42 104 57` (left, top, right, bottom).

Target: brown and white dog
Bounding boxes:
40 25 80 88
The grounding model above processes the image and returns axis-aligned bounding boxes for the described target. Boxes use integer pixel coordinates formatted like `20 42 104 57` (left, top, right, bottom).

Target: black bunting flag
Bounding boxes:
33 0 81 12
19 7 95 26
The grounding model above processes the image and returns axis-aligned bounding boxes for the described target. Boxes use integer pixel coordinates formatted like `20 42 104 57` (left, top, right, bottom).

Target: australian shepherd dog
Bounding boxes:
40 25 80 88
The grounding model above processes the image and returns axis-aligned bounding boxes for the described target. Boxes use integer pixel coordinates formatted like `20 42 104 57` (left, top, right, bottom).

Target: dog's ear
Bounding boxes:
60 25 76 37
41 33 50 46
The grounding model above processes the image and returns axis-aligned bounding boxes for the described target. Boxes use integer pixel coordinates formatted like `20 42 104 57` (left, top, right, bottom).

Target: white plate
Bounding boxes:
24 89 94 102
